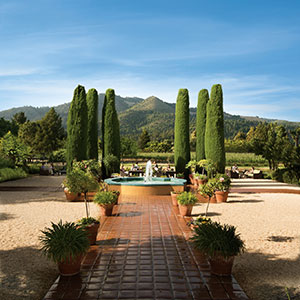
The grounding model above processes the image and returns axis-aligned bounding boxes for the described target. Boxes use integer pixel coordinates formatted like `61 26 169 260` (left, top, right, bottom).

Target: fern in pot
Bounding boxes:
40 220 89 276
191 221 245 276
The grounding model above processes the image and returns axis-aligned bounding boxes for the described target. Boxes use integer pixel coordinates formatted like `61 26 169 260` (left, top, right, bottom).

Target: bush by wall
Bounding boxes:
0 168 27 183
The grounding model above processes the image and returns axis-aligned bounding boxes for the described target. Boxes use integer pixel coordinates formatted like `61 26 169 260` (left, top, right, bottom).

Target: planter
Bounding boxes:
197 178 208 185
64 189 81 201
178 204 193 216
83 223 100 245
98 204 115 216
196 193 217 203
215 191 229 203
170 192 178 206
57 254 84 276
209 255 235 276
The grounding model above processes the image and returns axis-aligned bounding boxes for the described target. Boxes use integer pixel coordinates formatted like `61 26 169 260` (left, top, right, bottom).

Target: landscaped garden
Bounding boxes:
1 84 300 300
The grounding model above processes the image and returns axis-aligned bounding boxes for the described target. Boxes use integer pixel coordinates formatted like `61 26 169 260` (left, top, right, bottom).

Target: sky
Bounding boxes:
0 0 300 121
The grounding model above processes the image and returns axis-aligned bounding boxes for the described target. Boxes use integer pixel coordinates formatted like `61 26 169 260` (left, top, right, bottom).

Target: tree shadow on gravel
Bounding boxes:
234 250 300 300
0 212 16 221
0 246 58 300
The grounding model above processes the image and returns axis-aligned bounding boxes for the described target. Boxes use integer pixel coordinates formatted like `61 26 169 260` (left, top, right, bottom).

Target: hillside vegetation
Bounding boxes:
0 94 299 139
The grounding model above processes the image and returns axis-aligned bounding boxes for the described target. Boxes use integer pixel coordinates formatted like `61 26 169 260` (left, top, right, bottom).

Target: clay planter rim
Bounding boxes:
57 254 84 276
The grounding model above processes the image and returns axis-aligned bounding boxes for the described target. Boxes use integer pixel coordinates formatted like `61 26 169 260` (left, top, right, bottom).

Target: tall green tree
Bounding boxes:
102 89 120 176
138 129 150 150
205 84 225 173
196 89 209 161
86 88 99 160
174 89 190 175
67 85 88 169
13 112 27 125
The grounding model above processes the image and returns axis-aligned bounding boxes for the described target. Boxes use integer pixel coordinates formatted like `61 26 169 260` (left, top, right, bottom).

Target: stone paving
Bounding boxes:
44 195 248 300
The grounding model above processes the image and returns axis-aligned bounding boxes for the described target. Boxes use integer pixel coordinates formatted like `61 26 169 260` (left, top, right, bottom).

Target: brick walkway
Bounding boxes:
44 195 248 300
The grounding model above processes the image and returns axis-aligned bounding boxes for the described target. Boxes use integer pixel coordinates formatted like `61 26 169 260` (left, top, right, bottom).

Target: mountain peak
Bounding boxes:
128 96 174 113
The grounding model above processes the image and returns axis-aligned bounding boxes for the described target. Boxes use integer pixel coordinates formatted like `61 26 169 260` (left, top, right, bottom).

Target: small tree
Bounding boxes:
13 112 27 125
86 88 99 160
174 89 190 176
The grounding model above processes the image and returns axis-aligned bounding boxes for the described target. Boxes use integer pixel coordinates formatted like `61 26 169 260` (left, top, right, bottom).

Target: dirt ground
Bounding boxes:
1 176 300 299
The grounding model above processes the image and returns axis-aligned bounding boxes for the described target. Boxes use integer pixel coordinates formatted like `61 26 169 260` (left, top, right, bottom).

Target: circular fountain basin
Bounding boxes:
104 177 186 196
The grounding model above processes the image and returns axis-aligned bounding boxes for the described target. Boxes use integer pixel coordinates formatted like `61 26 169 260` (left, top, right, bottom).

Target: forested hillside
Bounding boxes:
0 94 299 139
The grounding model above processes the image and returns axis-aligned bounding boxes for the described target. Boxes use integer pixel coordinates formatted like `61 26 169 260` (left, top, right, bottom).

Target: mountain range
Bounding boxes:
0 94 299 139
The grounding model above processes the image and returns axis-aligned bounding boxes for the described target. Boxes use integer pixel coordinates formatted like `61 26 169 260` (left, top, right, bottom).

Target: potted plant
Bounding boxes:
76 217 100 245
112 190 121 204
214 174 231 203
65 169 100 244
194 173 208 186
93 191 118 216
198 179 219 216
170 190 182 206
176 172 185 179
177 191 198 216
191 221 245 276
188 215 212 230
40 220 90 276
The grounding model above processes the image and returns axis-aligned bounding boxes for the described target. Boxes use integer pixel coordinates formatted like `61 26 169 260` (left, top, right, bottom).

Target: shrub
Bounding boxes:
0 168 27 183
282 170 298 185
49 149 66 163
103 154 120 178
76 217 99 227
177 191 197 205
93 191 118 205
0 154 14 169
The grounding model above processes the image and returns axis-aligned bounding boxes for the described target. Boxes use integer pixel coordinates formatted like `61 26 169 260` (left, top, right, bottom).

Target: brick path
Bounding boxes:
44 195 248 300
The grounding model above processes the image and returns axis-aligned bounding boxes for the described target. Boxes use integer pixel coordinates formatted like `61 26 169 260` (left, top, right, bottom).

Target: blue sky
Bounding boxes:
0 0 300 121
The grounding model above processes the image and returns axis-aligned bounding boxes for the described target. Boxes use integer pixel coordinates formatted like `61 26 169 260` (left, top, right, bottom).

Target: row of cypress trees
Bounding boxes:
174 84 225 176
66 85 120 175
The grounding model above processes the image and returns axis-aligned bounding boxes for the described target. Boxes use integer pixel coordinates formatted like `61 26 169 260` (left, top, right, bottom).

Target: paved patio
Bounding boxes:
43 195 248 300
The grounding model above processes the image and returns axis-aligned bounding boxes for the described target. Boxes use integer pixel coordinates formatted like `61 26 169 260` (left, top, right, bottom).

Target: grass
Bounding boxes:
0 168 28 183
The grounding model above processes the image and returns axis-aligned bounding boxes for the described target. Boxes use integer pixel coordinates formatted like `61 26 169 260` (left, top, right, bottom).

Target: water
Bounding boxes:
144 160 153 182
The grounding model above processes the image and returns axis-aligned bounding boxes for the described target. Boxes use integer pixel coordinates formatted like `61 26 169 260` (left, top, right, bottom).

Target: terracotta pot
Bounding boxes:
64 189 80 201
98 204 115 216
209 255 235 276
196 194 217 203
84 222 100 245
170 193 178 206
215 191 229 203
178 204 193 216
198 179 208 185
57 254 84 276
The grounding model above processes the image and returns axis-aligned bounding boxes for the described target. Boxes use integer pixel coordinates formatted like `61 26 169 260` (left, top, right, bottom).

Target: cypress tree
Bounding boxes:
86 88 99 160
102 89 120 176
196 89 209 161
174 89 190 175
66 85 88 169
205 84 225 173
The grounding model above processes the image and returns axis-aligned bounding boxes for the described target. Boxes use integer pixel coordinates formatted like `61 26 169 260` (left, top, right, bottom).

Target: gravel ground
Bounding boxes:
1 176 300 300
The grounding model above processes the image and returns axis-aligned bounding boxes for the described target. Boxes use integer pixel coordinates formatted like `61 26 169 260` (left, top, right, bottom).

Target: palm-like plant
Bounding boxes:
40 220 89 263
191 221 245 259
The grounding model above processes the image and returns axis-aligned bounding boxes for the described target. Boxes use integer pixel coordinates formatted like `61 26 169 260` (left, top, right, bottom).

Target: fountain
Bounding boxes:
144 160 153 182
104 161 186 196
